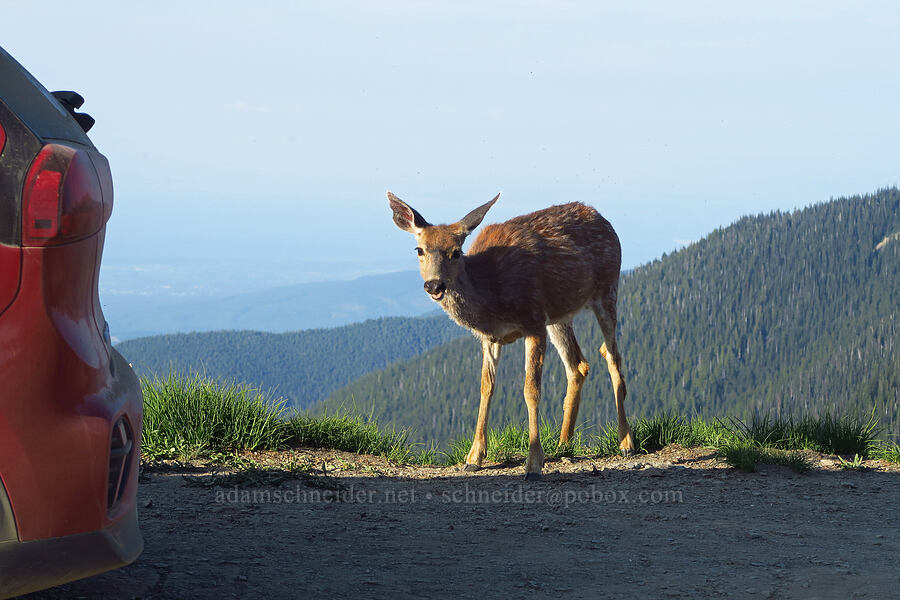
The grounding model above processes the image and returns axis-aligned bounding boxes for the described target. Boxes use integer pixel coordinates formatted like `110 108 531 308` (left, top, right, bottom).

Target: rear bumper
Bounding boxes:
0 500 142 598
0 346 144 598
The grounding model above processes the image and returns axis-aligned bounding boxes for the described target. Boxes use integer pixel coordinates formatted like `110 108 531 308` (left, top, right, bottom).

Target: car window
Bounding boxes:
0 46 94 147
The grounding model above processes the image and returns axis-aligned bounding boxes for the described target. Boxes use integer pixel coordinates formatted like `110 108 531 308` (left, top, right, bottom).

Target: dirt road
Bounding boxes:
23 447 900 599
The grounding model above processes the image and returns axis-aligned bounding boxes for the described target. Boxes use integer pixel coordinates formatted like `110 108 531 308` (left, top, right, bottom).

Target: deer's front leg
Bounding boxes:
465 340 501 471
524 333 546 480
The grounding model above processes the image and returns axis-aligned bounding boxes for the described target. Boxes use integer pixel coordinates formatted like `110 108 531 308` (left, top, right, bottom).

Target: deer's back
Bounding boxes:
465 202 620 330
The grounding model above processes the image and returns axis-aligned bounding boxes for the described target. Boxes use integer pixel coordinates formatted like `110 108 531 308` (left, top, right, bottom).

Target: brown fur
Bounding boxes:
388 192 635 478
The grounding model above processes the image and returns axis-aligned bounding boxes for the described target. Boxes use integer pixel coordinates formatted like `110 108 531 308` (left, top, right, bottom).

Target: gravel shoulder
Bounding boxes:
23 446 900 599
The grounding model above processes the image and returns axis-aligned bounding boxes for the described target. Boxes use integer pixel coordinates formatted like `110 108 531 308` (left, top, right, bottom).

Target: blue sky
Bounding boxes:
4 1 899 298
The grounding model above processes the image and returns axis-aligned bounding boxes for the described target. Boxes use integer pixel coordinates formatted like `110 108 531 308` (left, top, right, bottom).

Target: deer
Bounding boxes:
388 191 635 480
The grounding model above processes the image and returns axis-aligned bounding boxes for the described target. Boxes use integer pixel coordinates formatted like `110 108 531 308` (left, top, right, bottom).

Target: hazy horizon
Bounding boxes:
5 2 899 310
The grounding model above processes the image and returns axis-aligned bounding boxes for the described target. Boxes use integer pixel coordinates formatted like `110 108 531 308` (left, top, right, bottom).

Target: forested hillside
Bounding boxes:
116 314 465 409
315 189 900 445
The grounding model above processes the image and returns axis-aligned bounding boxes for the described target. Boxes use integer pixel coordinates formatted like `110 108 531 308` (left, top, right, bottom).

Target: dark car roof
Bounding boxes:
0 45 94 147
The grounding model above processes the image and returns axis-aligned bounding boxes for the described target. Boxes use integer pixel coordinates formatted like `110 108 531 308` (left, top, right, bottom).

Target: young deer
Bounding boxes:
388 191 635 479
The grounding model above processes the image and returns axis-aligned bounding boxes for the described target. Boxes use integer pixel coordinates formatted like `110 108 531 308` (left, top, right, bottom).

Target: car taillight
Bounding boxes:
0 122 6 154
22 143 104 247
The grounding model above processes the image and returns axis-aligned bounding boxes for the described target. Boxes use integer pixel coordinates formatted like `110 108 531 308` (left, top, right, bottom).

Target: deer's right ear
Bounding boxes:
388 191 431 234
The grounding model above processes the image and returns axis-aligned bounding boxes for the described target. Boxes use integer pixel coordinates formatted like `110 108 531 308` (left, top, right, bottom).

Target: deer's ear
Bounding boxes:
455 192 500 236
388 191 431 234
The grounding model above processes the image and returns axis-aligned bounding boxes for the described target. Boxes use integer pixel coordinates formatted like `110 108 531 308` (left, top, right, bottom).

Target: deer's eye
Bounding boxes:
415 247 424 257
450 249 462 260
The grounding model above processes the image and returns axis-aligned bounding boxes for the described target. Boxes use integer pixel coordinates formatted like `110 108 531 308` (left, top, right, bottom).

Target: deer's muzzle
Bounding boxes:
424 280 446 301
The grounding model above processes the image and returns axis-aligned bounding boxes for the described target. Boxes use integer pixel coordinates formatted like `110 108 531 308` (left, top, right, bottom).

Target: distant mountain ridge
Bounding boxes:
315 189 900 445
105 270 434 340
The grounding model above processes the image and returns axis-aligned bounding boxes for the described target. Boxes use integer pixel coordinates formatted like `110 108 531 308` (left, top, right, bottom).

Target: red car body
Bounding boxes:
0 46 143 597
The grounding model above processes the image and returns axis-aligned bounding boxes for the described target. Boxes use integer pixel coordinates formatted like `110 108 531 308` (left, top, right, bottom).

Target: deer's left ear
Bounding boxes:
388 191 431 234
454 192 500 236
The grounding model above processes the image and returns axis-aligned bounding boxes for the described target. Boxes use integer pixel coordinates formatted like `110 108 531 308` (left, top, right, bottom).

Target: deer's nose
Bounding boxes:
424 280 446 297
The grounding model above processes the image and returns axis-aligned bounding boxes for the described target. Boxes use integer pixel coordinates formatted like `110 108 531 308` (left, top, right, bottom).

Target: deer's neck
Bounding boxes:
442 264 506 340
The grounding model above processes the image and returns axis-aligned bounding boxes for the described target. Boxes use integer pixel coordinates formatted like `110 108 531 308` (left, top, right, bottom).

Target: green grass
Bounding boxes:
442 436 473 466
141 374 898 473
720 411 881 456
441 421 591 466
286 412 436 464
591 414 732 457
615 413 732 454
715 441 812 474
141 373 289 460
870 440 900 463
460 412 890 473
142 373 435 464
837 454 866 471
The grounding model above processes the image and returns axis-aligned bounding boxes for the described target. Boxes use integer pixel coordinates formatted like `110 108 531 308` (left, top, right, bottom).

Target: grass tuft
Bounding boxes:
715 441 812 474
721 411 880 456
594 414 732 456
286 410 438 465
442 436 473 466
141 373 288 460
482 420 593 463
837 454 866 471
870 440 900 463
485 424 527 463
441 421 592 466
142 373 433 465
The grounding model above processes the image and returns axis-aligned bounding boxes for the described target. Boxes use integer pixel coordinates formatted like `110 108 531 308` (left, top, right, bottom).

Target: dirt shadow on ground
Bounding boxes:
20 446 900 600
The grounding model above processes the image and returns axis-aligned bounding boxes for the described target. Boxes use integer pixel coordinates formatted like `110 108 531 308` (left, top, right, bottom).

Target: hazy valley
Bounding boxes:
104 270 435 341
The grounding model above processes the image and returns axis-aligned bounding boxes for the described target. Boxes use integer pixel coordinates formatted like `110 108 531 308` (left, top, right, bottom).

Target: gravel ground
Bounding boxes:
21 446 900 599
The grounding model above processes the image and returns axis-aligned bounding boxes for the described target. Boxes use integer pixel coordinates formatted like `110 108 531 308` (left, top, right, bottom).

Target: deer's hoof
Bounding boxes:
524 471 542 481
463 463 482 472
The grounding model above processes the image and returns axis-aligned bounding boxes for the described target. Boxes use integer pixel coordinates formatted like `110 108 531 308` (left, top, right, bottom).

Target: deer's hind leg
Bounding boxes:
591 292 636 456
547 322 590 447
464 339 501 471
523 333 547 480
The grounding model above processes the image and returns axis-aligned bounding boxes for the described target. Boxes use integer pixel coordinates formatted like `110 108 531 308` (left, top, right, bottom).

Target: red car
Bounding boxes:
0 46 143 596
